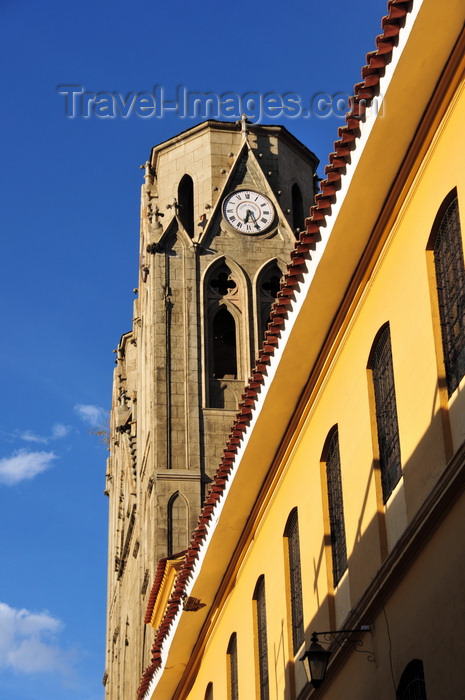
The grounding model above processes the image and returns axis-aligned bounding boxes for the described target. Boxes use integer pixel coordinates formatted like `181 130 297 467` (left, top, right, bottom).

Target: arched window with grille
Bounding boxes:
322 427 347 587
178 174 194 237
368 323 402 503
397 659 427 700
429 190 465 395
253 576 269 700
284 508 304 655
227 633 238 700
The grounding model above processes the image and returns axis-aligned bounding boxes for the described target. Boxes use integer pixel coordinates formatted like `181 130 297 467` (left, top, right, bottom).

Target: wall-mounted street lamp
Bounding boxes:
300 626 372 689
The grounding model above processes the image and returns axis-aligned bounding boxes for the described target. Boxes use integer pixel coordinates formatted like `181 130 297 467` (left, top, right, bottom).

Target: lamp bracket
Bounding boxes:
312 626 375 662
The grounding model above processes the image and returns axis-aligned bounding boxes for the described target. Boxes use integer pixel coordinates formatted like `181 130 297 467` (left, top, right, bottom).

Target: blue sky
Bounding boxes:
0 1 389 697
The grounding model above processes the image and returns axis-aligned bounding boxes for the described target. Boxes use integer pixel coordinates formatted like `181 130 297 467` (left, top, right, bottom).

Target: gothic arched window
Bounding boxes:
167 491 189 556
323 426 347 587
205 260 244 408
284 508 304 655
292 182 304 234
397 659 427 700
178 174 194 236
227 633 238 700
368 323 402 503
257 262 282 341
253 576 269 700
429 191 465 395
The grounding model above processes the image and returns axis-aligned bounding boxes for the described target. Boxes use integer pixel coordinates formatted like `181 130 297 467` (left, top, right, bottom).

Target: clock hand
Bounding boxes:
248 211 260 229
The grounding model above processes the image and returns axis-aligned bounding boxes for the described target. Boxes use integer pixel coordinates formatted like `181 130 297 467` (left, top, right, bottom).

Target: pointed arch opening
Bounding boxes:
178 174 194 237
204 258 247 409
167 491 189 556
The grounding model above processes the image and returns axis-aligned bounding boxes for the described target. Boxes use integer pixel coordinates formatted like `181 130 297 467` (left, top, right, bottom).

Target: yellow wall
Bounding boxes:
181 73 465 700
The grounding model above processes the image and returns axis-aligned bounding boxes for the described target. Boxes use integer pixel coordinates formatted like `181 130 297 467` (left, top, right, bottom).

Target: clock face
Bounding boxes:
222 189 275 233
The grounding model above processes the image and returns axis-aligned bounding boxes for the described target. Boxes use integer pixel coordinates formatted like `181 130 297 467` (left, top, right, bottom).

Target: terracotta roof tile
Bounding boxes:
143 558 169 625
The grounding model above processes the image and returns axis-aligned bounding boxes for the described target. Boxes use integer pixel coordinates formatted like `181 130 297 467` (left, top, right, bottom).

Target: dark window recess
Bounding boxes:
371 325 402 503
397 659 427 700
433 196 465 395
285 509 304 654
292 183 304 233
254 577 269 700
141 569 149 596
178 174 194 236
212 307 237 378
325 428 347 586
227 633 239 700
259 265 282 339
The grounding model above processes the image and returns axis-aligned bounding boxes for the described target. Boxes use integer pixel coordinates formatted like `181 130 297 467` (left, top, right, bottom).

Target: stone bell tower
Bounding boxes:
104 119 318 700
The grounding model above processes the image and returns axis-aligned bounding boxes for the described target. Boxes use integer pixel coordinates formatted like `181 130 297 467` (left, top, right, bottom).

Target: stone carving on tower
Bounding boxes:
104 120 318 699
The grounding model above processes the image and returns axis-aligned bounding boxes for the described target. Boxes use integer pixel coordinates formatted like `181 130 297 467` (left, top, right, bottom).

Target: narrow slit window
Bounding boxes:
227 633 238 700
292 183 304 233
167 492 188 556
178 174 194 236
253 576 269 700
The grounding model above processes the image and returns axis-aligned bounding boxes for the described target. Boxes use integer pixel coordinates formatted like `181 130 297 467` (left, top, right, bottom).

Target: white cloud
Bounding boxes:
0 602 74 675
20 430 48 444
0 449 57 485
74 404 108 427
19 423 71 444
51 423 71 439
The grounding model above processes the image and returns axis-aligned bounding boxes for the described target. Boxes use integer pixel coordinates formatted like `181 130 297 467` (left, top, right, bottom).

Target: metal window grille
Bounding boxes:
433 197 465 395
397 659 427 700
255 578 269 700
325 429 348 586
227 634 238 700
286 510 304 654
371 325 402 503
